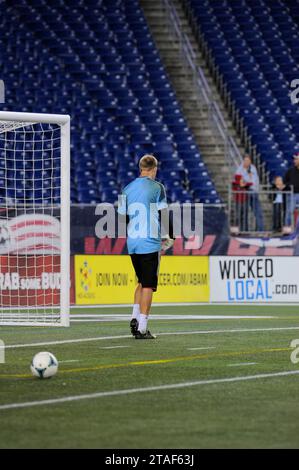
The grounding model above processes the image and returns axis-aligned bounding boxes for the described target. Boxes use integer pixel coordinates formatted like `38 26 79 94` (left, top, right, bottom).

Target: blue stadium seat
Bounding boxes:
187 0 299 179
0 0 222 204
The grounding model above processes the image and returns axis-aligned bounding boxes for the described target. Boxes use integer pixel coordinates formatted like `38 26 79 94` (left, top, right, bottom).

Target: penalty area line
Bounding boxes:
0 370 299 411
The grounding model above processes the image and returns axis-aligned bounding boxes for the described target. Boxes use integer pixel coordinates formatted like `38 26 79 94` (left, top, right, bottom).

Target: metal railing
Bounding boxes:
209 101 242 173
228 186 294 235
162 0 211 110
162 0 242 172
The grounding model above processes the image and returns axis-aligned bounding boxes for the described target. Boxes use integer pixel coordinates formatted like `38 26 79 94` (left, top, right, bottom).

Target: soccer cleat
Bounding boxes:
130 318 139 337
135 330 156 340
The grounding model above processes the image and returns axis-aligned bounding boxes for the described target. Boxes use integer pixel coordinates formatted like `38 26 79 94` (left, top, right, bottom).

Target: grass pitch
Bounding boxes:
0 304 299 449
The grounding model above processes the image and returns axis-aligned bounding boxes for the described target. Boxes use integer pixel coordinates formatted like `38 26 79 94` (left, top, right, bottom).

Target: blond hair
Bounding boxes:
139 154 158 171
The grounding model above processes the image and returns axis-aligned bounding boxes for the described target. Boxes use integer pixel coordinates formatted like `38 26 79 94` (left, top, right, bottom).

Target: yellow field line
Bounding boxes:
0 345 291 379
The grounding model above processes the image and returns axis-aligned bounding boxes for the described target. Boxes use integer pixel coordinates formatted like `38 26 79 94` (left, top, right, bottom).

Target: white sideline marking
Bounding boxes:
5 326 299 350
161 326 299 337
70 314 273 321
71 320 121 323
5 335 130 349
187 347 216 351
227 362 257 367
72 303 209 308
0 370 299 411
100 346 130 350
71 302 299 307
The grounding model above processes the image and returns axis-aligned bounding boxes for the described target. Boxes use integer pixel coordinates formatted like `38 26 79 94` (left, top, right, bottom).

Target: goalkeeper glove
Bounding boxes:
161 236 174 252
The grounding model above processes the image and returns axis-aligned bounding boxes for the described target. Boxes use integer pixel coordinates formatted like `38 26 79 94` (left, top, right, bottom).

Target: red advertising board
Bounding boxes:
0 255 75 306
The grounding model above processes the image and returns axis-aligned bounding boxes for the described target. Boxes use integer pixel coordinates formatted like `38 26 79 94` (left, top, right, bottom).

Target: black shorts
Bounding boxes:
130 251 160 292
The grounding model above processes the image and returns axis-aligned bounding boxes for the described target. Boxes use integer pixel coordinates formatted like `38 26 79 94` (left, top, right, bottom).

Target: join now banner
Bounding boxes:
74 255 210 304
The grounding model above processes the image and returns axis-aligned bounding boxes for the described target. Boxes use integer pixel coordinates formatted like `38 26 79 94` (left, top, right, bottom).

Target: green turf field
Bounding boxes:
0 304 299 449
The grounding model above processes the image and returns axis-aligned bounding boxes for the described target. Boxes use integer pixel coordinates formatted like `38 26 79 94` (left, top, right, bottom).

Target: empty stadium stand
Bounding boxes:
185 0 299 182
140 0 245 203
0 0 222 205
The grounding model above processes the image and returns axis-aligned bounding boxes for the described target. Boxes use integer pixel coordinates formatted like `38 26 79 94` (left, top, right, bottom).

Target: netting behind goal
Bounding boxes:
0 112 70 326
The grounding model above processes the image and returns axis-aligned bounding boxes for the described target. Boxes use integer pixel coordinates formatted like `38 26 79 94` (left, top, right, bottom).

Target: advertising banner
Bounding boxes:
0 255 75 306
71 205 228 256
70 205 299 256
75 255 209 304
210 256 299 303
0 255 61 306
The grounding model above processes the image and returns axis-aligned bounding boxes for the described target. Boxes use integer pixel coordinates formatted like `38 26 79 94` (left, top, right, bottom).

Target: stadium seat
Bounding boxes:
0 0 221 204
187 0 299 180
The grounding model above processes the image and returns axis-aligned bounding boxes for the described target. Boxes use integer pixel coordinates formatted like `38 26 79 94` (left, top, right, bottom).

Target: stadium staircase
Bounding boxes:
140 0 246 203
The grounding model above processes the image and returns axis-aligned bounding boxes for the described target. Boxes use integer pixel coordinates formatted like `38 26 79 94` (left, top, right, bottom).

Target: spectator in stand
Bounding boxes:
232 173 252 232
283 152 299 231
236 155 264 231
271 176 288 232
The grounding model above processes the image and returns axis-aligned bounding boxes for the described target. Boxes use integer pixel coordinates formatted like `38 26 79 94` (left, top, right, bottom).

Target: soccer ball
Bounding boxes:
30 351 58 379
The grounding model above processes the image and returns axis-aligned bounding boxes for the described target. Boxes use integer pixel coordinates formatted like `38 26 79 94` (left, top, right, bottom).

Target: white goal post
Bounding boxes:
0 111 70 326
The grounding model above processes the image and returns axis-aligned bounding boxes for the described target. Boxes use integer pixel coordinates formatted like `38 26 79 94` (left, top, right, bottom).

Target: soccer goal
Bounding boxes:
0 111 70 326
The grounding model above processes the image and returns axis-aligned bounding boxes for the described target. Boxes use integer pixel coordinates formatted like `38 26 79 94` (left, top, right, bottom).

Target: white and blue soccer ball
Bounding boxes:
30 352 58 379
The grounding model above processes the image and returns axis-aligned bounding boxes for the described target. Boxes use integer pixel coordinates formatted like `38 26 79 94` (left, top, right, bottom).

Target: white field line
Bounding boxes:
72 303 208 308
187 347 216 351
100 346 130 350
71 317 270 324
227 363 257 367
5 335 130 349
4 326 299 350
71 320 123 323
0 370 299 411
71 303 299 308
70 314 273 320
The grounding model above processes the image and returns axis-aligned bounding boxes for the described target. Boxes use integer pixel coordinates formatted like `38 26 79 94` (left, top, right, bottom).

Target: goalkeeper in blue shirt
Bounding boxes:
118 155 174 339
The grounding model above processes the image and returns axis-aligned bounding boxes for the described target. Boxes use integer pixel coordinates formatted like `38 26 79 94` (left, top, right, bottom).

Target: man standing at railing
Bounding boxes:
236 155 264 232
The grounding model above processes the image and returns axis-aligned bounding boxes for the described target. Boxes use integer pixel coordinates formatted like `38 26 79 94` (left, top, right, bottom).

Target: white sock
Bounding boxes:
138 313 148 334
131 304 140 322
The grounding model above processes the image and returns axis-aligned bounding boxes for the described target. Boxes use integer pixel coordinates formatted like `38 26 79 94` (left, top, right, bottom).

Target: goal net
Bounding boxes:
0 112 70 326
